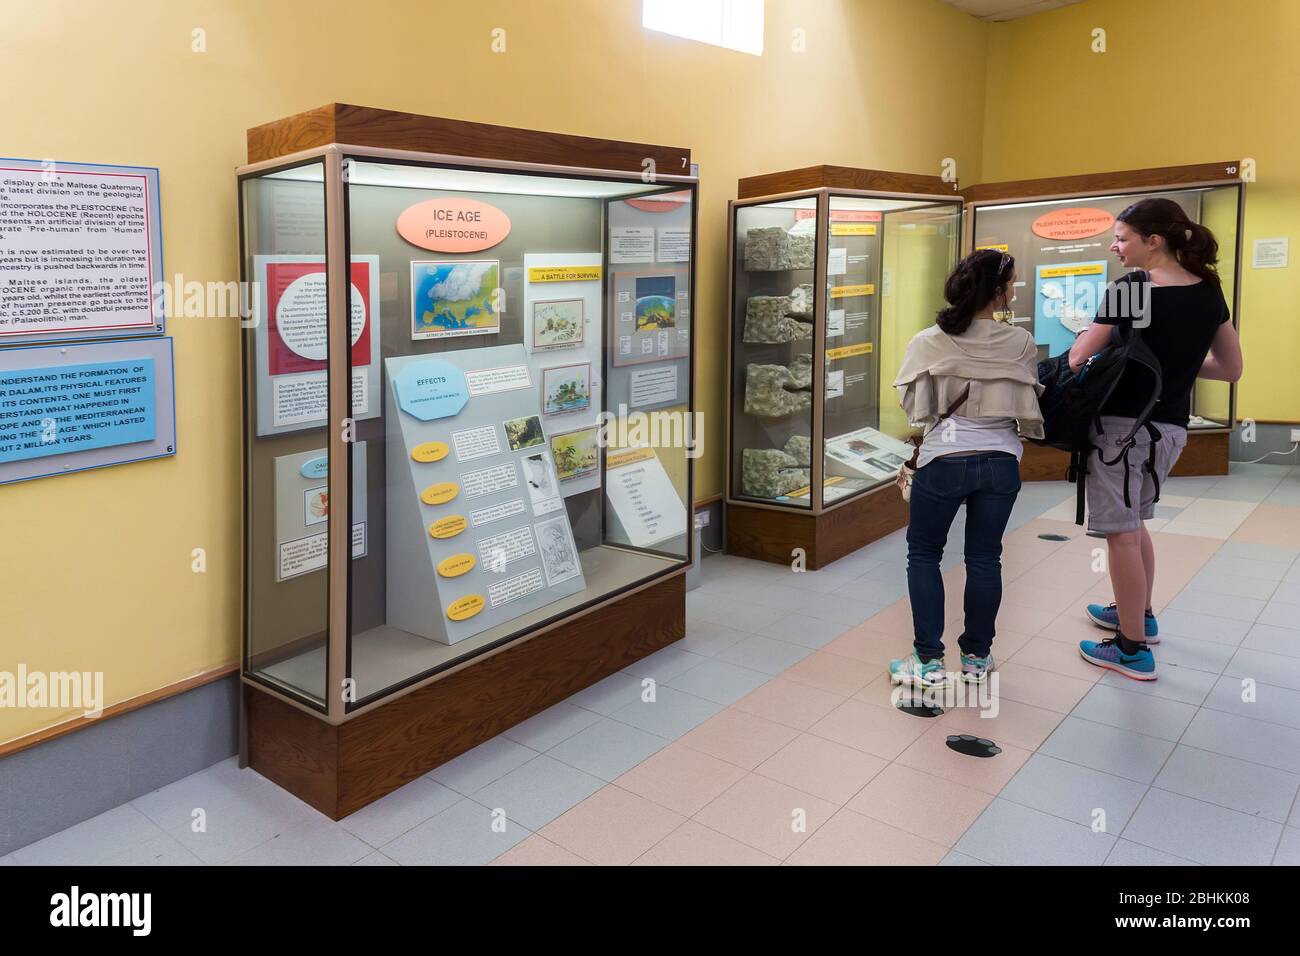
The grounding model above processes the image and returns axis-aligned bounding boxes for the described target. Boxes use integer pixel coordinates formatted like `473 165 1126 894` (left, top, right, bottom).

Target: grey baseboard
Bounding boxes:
0 674 239 856
1229 422 1300 466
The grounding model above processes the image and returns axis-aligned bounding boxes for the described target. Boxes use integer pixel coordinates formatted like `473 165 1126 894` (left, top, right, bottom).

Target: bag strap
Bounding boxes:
905 383 971 469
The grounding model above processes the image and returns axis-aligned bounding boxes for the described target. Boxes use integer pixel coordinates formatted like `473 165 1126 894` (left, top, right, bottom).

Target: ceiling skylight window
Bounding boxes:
642 0 765 56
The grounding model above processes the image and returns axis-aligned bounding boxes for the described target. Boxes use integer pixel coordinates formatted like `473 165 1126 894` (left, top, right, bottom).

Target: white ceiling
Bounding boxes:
938 0 1086 22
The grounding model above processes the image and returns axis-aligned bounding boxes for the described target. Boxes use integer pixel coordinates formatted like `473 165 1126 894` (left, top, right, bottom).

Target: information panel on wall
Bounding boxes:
0 158 165 344
0 336 177 484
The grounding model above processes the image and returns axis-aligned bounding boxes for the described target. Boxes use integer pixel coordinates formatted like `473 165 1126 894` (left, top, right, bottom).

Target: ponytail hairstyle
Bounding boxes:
1117 197 1221 288
936 248 1015 335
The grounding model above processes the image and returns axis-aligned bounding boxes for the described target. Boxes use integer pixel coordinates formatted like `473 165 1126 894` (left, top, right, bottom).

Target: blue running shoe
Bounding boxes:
1078 637 1156 681
1086 603 1159 644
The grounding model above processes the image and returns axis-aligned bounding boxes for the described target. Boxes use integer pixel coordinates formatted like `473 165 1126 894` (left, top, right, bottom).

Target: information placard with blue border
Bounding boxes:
0 157 165 344
0 337 176 483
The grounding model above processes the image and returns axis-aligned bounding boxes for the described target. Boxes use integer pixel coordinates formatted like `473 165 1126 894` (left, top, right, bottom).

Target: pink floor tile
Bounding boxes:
614 742 748 816
822 626 912 666
537 785 684 866
490 835 590 866
782 650 880 696
694 773 838 859
1008 636 1104 682
896 723 1031 794
845 762 994 847
679 708 800 770
732 676 845 730
808 697 931 760
1002 582 1086 615
632 820 780 866
993 661 1095 713
785 807 948 865
940 695 1065 751
755 733 889 804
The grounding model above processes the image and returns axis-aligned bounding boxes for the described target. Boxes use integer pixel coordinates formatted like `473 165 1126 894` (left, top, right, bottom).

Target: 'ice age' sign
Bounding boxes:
0 359 156 463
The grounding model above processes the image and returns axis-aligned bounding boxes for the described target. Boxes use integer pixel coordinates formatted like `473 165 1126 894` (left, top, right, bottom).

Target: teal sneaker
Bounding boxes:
1086 603 1159 644
1078 637 1156 681
889 653 953 690
959 651 994 684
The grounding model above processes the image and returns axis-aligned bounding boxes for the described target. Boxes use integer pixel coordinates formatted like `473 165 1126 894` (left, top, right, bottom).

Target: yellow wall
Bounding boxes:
0 0 990 742
982 0 1300 423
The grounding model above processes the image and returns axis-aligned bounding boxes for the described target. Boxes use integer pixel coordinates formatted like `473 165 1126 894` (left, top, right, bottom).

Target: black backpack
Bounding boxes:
1033 272 1165 525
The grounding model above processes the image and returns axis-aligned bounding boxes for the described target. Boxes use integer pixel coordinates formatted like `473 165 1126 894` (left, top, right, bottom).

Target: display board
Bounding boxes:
0 159 165 344
273 444 368 581
251 254 382 436
0 337 176 484
522 251 603 498
970 191 1200 359
383 343 586 645
604 194 691 413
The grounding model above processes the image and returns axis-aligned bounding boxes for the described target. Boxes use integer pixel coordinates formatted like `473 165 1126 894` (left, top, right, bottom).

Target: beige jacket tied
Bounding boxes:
893 318 1045 439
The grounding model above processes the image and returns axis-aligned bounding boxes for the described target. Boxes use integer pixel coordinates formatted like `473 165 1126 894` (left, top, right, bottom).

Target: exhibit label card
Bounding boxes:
466 364 532 396
605 447 688 548
656 228 691 262
452 424 500 462
394 358 469 421
0 159 163 343
609 227 655 263
629 365 678 408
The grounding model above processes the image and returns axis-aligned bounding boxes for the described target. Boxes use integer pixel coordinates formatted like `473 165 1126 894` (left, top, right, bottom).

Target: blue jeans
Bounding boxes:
906 451 1021 661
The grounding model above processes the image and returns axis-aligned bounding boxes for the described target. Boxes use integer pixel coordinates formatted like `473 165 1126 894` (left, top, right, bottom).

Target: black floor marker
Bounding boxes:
1037 533 1070 541
945 734 1001 758
895 698 944 718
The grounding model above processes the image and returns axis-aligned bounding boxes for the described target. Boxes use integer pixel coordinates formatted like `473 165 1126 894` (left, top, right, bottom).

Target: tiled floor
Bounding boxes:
6 463 1300 866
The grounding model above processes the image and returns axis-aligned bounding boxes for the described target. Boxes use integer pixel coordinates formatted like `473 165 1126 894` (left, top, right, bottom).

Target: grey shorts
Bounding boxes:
1086 416 1187 534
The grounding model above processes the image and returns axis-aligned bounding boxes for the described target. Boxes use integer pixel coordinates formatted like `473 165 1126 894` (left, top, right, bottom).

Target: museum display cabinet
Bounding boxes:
965 161 1245 479
726 166 963 568
238 104 698 817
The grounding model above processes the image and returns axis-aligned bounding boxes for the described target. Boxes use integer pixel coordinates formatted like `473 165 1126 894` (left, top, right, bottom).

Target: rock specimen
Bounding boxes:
742 448 809 499
743 226 815 271
789 283 815 318
787 352 813 390
743 356 813 417
783 434 811 467
743 294 812 344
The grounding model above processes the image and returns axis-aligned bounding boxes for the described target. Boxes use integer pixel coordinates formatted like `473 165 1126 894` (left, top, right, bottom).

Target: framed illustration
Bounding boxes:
550 425 600 483
503 414 545 452
634 275 677 332
609 266 690 367
541 362 592 417
411 259 501 339
530 297 585 350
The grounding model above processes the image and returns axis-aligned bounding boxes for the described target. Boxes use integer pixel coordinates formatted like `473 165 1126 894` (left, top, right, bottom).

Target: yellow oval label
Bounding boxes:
428 515 468 539
446 594 485 621
420 481 459 505
411 441 450 463
437 553 476 578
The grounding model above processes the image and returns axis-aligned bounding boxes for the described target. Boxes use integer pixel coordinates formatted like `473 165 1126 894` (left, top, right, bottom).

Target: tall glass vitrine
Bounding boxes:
240 139 697 726
725 167 962 568
966 164 1245 432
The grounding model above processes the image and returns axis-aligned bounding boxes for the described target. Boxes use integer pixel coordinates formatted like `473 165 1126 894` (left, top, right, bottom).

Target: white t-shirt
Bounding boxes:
917 415 1023 469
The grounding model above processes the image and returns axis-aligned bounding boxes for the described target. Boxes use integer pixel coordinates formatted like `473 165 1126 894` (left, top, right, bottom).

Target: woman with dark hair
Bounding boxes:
1068 197 1243 680
889 249 1043 689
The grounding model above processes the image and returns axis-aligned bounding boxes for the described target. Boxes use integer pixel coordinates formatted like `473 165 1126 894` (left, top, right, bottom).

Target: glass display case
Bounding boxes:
966 165 1244 432
240 138 697 724
726 174 962 550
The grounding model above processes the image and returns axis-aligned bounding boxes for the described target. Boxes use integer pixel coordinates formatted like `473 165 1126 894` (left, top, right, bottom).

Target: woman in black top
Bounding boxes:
1067 197 1243 680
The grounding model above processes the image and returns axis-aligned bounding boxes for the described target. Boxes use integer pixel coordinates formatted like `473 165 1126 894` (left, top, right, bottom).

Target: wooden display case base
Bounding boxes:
726 487 908 570
1020 431 1229 482
246 573 685 819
